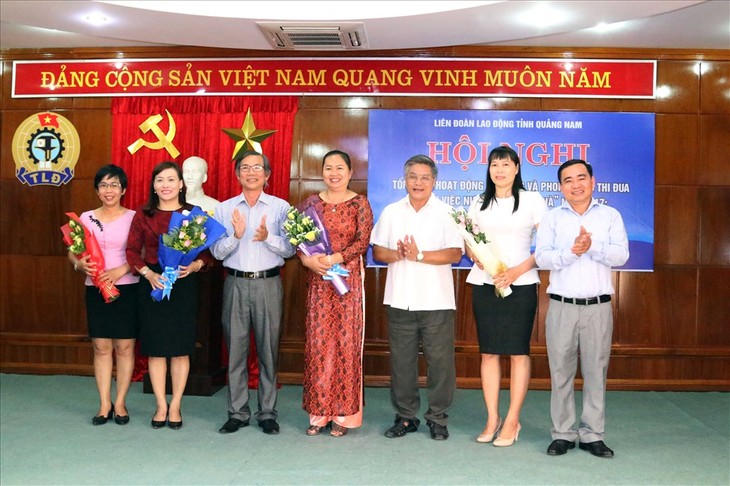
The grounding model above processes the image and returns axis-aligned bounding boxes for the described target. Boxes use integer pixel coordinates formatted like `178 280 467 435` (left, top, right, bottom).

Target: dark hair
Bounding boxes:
558 159 593 183
234 150 271 176
479 146 525 213
94 164 128 190
404 154 438 179
322 149 352 170
142 161 186 216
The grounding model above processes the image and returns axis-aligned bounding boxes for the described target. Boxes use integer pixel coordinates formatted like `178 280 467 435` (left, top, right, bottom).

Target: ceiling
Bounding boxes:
0 0 728 52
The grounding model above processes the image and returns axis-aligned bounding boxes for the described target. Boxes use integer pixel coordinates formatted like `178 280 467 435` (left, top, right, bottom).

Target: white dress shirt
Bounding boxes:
370 194 464 311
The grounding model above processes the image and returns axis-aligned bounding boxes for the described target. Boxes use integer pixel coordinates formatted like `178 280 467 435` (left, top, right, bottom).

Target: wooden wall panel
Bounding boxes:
70 109 113 178
2 46 729 390
454 271 478 344
1 338 95 375
0 255 85 335
534 272 551 344
280 258 306 341
73 96 112 110
655 114 698 186
697 267 730 346
363 267 388 342
294 107 370 180
0 61 6 110
654 186 698 265
0 182 70 255
616 268 698 346
699 187 730 266
698 114 730 186
68 177 104 215
700 61 730 114
607 355 729 390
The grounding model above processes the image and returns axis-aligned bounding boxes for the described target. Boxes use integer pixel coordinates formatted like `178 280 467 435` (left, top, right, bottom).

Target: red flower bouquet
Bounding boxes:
61 212 120 303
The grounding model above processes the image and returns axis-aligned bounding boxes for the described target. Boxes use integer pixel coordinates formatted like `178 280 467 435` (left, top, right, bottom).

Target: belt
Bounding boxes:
226 267 280 279
550 294 611 306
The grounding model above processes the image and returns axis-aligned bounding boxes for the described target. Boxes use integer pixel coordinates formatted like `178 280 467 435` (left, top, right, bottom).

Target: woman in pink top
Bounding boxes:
68 165 139 426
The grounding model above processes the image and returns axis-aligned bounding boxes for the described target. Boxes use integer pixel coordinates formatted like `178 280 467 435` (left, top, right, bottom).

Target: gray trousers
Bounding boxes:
386 306 456 426
221 275 283 422
546 300 613 443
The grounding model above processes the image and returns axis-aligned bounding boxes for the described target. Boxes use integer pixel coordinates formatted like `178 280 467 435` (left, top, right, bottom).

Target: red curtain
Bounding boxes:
111 96 298 208
111 96 299 385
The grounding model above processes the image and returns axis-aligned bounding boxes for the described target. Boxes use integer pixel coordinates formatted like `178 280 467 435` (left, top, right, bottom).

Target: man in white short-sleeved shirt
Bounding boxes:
370 155 463 441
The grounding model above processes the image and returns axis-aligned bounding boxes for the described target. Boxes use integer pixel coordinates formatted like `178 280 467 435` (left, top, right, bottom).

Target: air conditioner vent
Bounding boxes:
256 21 368 50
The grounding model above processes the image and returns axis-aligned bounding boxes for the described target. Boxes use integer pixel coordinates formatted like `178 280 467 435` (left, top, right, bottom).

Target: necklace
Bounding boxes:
323 190 351 212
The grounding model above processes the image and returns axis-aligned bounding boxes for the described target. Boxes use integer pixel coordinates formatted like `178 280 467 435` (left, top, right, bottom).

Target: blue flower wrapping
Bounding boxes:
151 206 227 302
297 206 350 296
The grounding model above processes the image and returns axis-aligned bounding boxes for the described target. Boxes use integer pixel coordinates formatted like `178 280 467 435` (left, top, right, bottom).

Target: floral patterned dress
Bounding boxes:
300 194 373 426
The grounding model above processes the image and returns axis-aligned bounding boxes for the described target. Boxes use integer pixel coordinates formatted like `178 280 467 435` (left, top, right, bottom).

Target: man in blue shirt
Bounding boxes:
211 151 295 435
535 159 629 458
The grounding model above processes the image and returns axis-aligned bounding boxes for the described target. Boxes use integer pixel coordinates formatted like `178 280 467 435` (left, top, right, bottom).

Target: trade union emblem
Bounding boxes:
12 112 81 187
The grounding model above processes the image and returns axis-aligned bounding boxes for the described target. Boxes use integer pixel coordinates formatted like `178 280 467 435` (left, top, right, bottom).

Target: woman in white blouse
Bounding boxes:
466 146 547 447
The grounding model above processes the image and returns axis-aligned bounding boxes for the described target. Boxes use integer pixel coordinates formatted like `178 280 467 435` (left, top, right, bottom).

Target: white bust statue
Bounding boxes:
182 156 220 214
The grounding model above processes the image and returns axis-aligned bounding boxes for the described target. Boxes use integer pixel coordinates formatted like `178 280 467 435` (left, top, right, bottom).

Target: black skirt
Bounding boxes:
472 283 537 355
137 263 198 358
86 283 139 339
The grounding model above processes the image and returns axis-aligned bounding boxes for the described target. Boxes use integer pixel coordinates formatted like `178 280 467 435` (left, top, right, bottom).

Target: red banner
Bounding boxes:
12 58 656 99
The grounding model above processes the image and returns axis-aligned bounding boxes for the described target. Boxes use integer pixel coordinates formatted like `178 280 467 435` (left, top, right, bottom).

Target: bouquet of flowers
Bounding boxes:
283 205 350 296
152 206 226 302
61 212 120 303
449 208 512 298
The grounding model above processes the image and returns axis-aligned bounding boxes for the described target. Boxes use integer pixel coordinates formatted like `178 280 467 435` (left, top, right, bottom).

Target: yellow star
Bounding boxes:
222 108 277 160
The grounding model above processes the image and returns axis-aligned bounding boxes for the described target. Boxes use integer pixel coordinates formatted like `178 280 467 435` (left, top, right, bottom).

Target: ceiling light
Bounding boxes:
587 21 628 34
516 4 569 28
84 13 109 25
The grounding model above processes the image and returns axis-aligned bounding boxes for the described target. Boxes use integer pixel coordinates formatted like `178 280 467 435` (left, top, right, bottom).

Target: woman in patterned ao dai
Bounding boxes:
298 150 373 437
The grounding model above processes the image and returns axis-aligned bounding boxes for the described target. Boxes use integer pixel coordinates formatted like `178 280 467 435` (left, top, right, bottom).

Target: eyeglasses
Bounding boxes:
239 165 265 173
98 182 122 189
406 174 434 183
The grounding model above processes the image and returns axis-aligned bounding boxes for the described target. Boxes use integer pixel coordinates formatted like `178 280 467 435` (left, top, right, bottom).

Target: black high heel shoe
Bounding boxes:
151 403 168 429
168 409 183 430
92 405 114 426
167 417 183 430
114 408 130 425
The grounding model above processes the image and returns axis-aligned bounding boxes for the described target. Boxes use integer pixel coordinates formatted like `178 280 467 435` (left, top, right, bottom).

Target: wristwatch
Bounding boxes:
416 252 424 262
